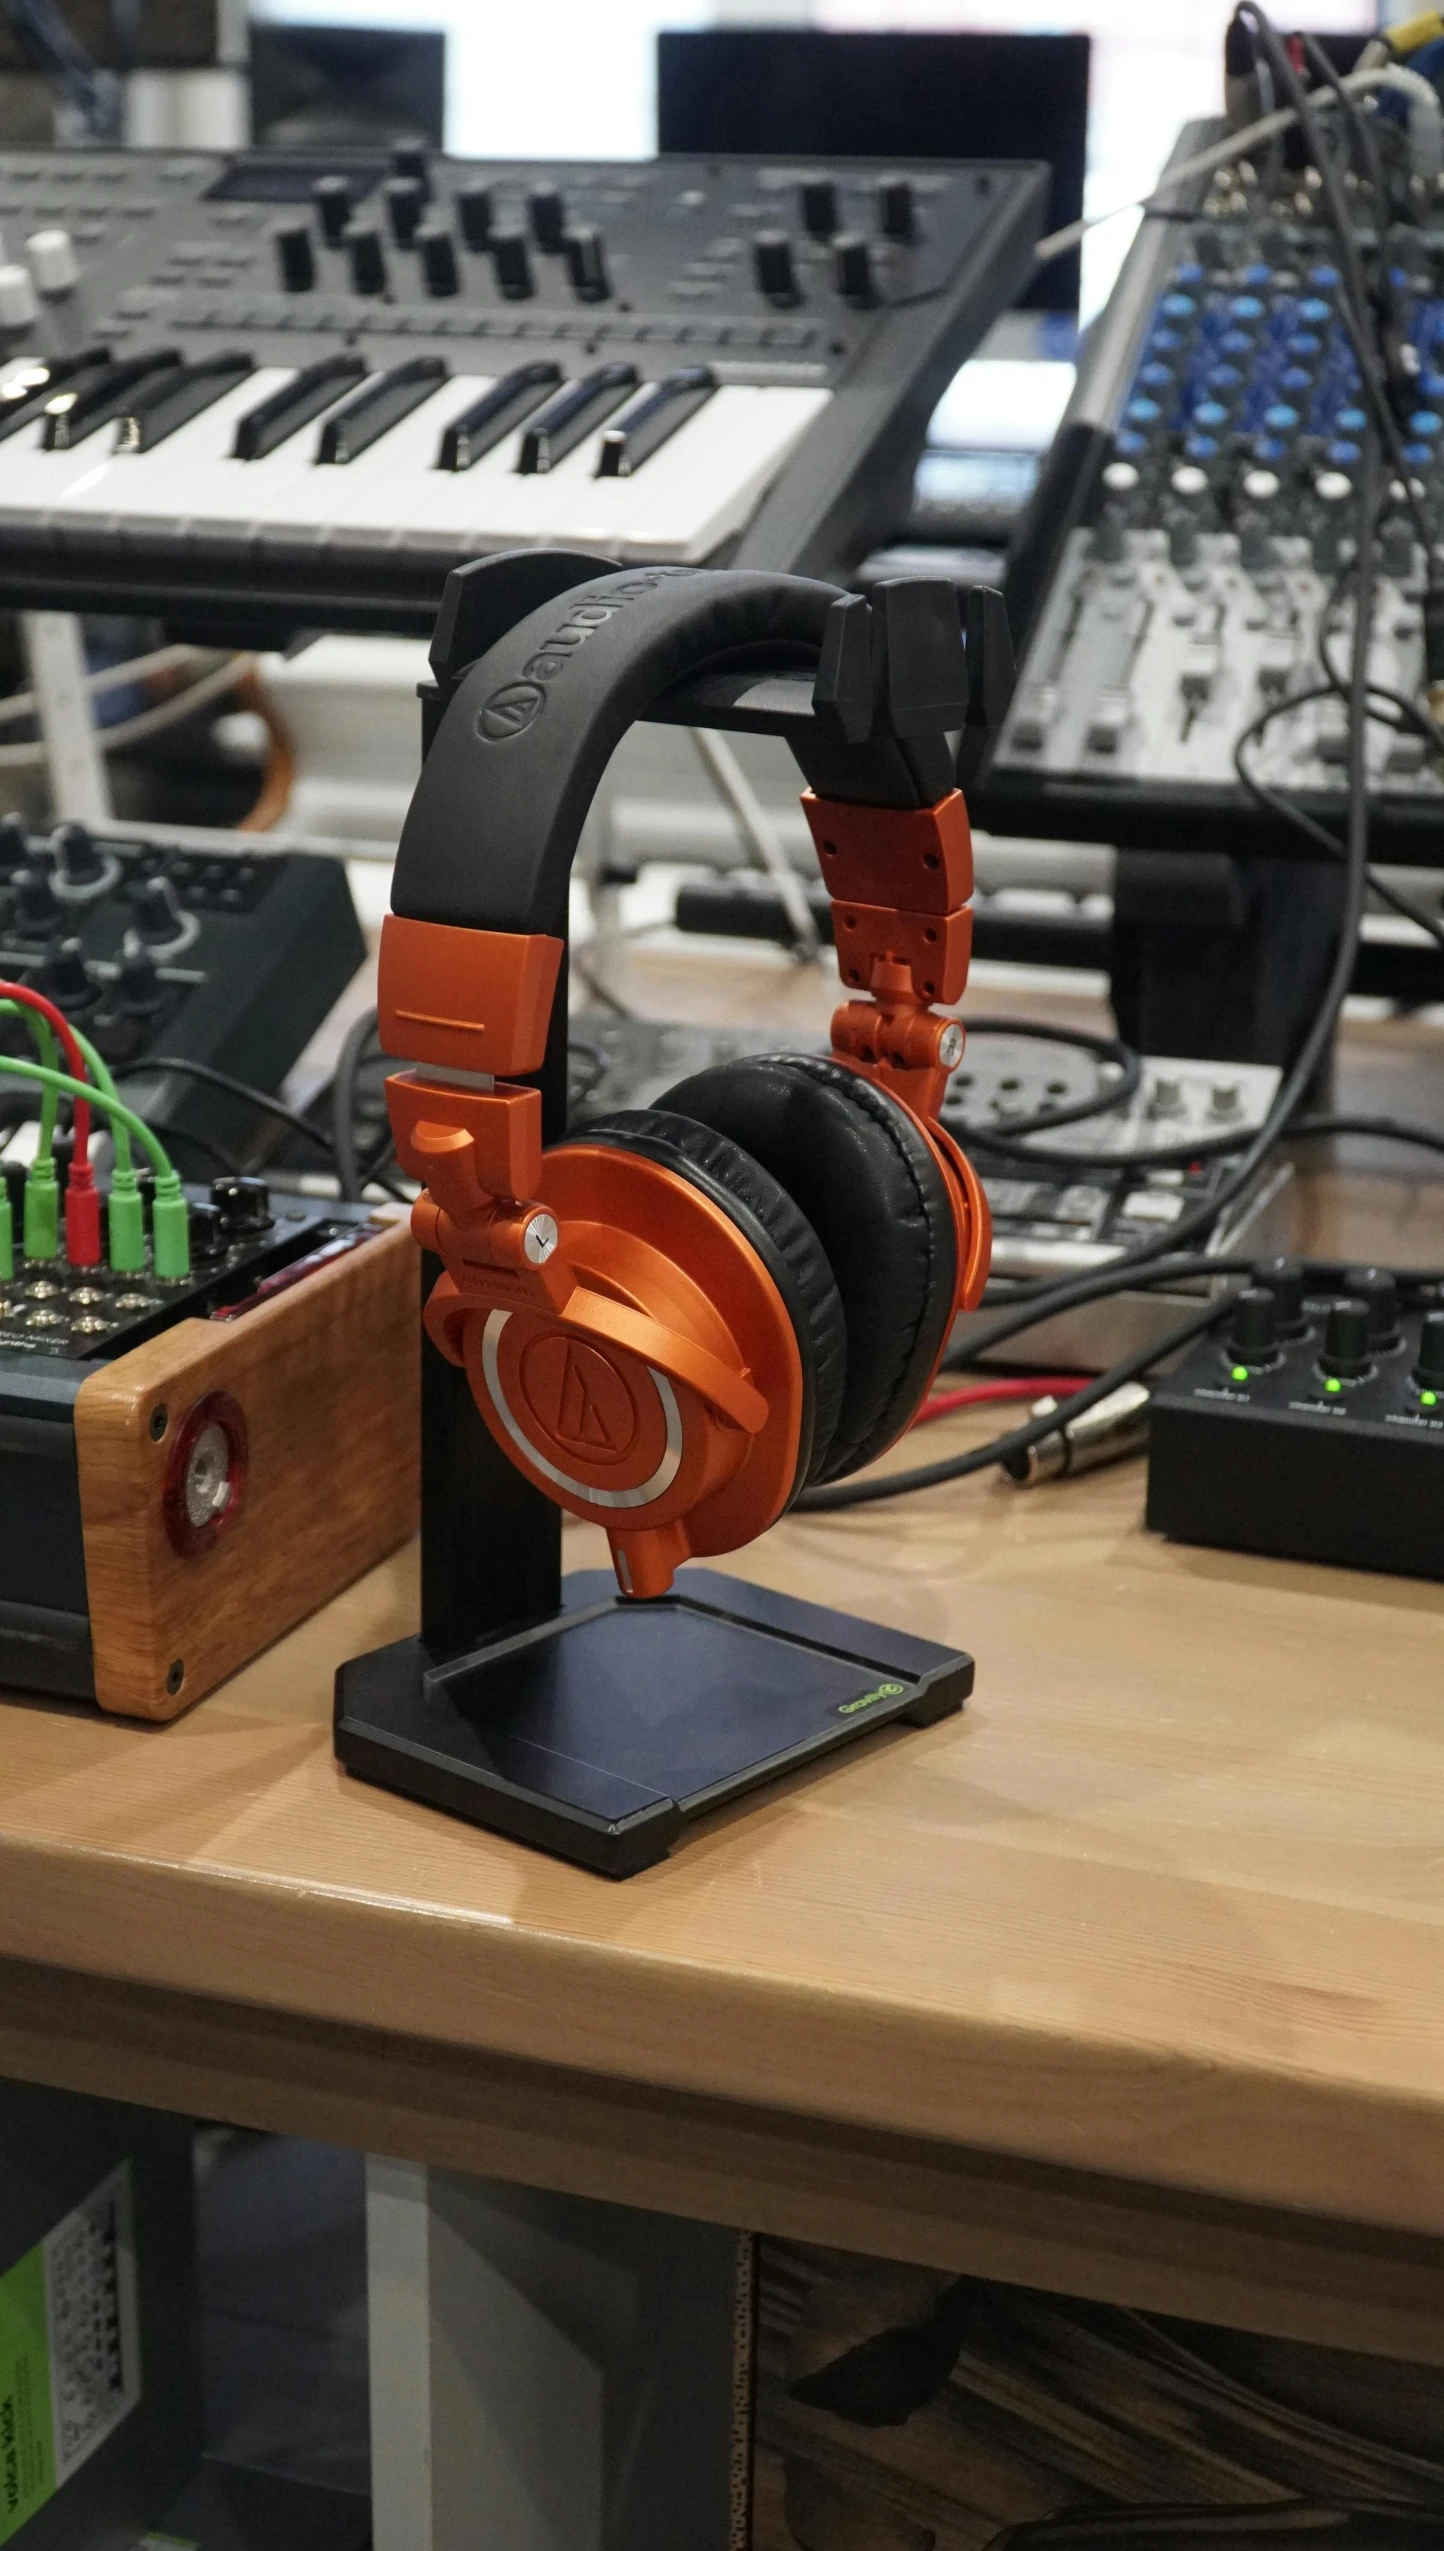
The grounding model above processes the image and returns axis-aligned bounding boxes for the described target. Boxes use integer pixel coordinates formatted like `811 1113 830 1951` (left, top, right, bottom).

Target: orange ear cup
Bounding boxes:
416 1142 807 1599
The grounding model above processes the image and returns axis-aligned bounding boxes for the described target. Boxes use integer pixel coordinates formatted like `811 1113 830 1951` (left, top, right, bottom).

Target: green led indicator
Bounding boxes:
1423 1391 1439 1408
1231 1365 1250 1382
1324 1377 1343 1394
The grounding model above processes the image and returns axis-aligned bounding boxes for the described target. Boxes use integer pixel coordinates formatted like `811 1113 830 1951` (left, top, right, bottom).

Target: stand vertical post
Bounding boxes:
418 934 570 1661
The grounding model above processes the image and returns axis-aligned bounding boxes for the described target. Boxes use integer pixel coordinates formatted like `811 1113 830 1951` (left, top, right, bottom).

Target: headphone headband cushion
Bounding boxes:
562 1108 847 1497
660 1055 957 1482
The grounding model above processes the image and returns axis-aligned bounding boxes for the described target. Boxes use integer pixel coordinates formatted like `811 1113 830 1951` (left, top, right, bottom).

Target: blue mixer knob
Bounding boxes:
1263 403 1300 433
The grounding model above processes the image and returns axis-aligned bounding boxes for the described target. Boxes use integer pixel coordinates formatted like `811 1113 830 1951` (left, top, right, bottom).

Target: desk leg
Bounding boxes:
366 2158 752 2551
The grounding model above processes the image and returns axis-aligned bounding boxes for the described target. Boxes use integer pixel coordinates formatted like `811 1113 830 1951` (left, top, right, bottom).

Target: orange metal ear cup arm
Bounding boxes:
805 783 991 1330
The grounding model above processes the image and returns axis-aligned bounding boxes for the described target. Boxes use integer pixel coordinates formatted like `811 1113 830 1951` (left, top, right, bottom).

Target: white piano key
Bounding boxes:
0 413 125 526
551 384 830 562
54 366 295 529
396 402 613 556
252 375 490 546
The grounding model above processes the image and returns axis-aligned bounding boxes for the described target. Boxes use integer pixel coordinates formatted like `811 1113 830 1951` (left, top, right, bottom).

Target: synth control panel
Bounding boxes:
0 142 1044 631
982 114 1444 861
0 815 363 1169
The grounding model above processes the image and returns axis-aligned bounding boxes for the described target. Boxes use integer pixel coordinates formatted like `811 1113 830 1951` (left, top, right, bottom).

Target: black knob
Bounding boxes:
753 230 800 305
1321 1297 1373 1380
1228 1287 1278 1368
384 176 426 246
490 230 534 300
458 184 493 250
276 223 316 294
877 177 918 243
391 138 431 196
313 174 352 245
187 1199 227 1262
211 1174 272 1237
529 186 567 252
345 224 387 297
12 866 59 935
833 232 875 306
417 223 460 297
116 929 163 1015
50 818 103 884
1415 1307 1444 1389
0 813 29 875
563 225 609 303
134 874 185 945
42 935 98 1009
1344 1263 1401 1349
1253 1255 1308 1339
801 177 839 239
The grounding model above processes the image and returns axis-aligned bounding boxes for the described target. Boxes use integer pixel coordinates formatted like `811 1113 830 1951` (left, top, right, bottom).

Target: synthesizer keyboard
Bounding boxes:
979 115 1444 865
0 143 1044 635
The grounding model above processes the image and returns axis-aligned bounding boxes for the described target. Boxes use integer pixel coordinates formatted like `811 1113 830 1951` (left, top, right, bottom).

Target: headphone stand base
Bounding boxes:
334 1566 971 1879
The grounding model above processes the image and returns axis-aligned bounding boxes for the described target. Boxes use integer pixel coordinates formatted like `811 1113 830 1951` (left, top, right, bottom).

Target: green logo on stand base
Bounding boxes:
837 1680 908 1718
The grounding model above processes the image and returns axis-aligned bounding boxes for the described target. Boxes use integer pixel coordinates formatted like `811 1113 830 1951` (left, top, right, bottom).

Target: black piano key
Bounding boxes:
116 352 255 452
596 367 716 477
41 350 182 449
436 361 562 471
317 357 448 465
0 345 112 445
517 363 639 475
232 354 368 461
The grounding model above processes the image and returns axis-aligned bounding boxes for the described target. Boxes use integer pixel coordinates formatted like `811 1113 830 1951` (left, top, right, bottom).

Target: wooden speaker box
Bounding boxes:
0 1212 419 1722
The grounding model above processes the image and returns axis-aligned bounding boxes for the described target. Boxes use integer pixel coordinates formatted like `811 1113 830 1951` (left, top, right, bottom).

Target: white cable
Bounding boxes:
0 655 251 769
1035 67 1417 266
0 641 216 730
1379 62 1444 183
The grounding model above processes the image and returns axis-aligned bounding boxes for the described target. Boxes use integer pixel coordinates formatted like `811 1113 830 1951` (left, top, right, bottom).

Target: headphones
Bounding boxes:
378 555 991 1600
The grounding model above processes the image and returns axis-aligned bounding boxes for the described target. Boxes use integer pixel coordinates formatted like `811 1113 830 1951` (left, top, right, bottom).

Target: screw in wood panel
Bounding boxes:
166 1660 184 1696
149 1404 168 1441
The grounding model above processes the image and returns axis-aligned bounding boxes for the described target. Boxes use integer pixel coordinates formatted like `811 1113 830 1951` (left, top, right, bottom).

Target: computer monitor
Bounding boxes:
656 29 1089 317
250 25 446 151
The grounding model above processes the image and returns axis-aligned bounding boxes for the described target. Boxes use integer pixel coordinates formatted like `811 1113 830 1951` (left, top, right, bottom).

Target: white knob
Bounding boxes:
0 264 38 330
27 228 79 297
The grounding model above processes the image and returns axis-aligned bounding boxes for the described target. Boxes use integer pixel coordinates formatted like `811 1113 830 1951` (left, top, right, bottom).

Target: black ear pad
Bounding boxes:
658 1056 958 1482
558 1108 848 1496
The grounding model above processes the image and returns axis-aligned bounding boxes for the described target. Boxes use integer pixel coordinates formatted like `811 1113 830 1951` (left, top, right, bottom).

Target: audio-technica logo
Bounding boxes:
473 564 695 744
476 681 545 740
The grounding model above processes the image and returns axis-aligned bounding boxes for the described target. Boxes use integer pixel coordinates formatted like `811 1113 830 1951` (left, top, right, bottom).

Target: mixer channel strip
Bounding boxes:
0 144 1045 628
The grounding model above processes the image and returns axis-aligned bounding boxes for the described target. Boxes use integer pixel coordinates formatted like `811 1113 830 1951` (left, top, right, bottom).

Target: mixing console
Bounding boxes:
0 143 1044 633
983 114 1444 862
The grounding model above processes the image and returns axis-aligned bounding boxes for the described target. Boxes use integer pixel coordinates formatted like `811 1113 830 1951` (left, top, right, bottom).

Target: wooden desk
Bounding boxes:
3 995 1444 2372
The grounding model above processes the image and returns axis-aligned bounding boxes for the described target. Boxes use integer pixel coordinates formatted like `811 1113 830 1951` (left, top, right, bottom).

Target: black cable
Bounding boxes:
941 1251 1255 1370
1232 683 1444 956
950 1017 1142 1138
331 1006 379 1204
133 1118 243 1178
113 1054 409 1203
1289 1112 1444 1159
795 1291 1236 1513
1239 6 1434 556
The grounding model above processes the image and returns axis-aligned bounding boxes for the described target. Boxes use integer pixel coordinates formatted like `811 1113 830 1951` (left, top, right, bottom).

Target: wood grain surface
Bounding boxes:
2 959 1444 2344
74 1218 419 1717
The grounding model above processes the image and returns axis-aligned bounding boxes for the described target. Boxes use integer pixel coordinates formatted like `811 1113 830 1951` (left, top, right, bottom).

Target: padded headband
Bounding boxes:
391 561 956 938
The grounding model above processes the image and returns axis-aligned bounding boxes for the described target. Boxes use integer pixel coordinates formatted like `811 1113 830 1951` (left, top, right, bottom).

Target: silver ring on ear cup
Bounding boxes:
480 1309 685 1509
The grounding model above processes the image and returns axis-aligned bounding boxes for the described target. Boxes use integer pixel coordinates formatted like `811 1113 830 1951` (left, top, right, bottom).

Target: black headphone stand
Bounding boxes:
334 554 997 1877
